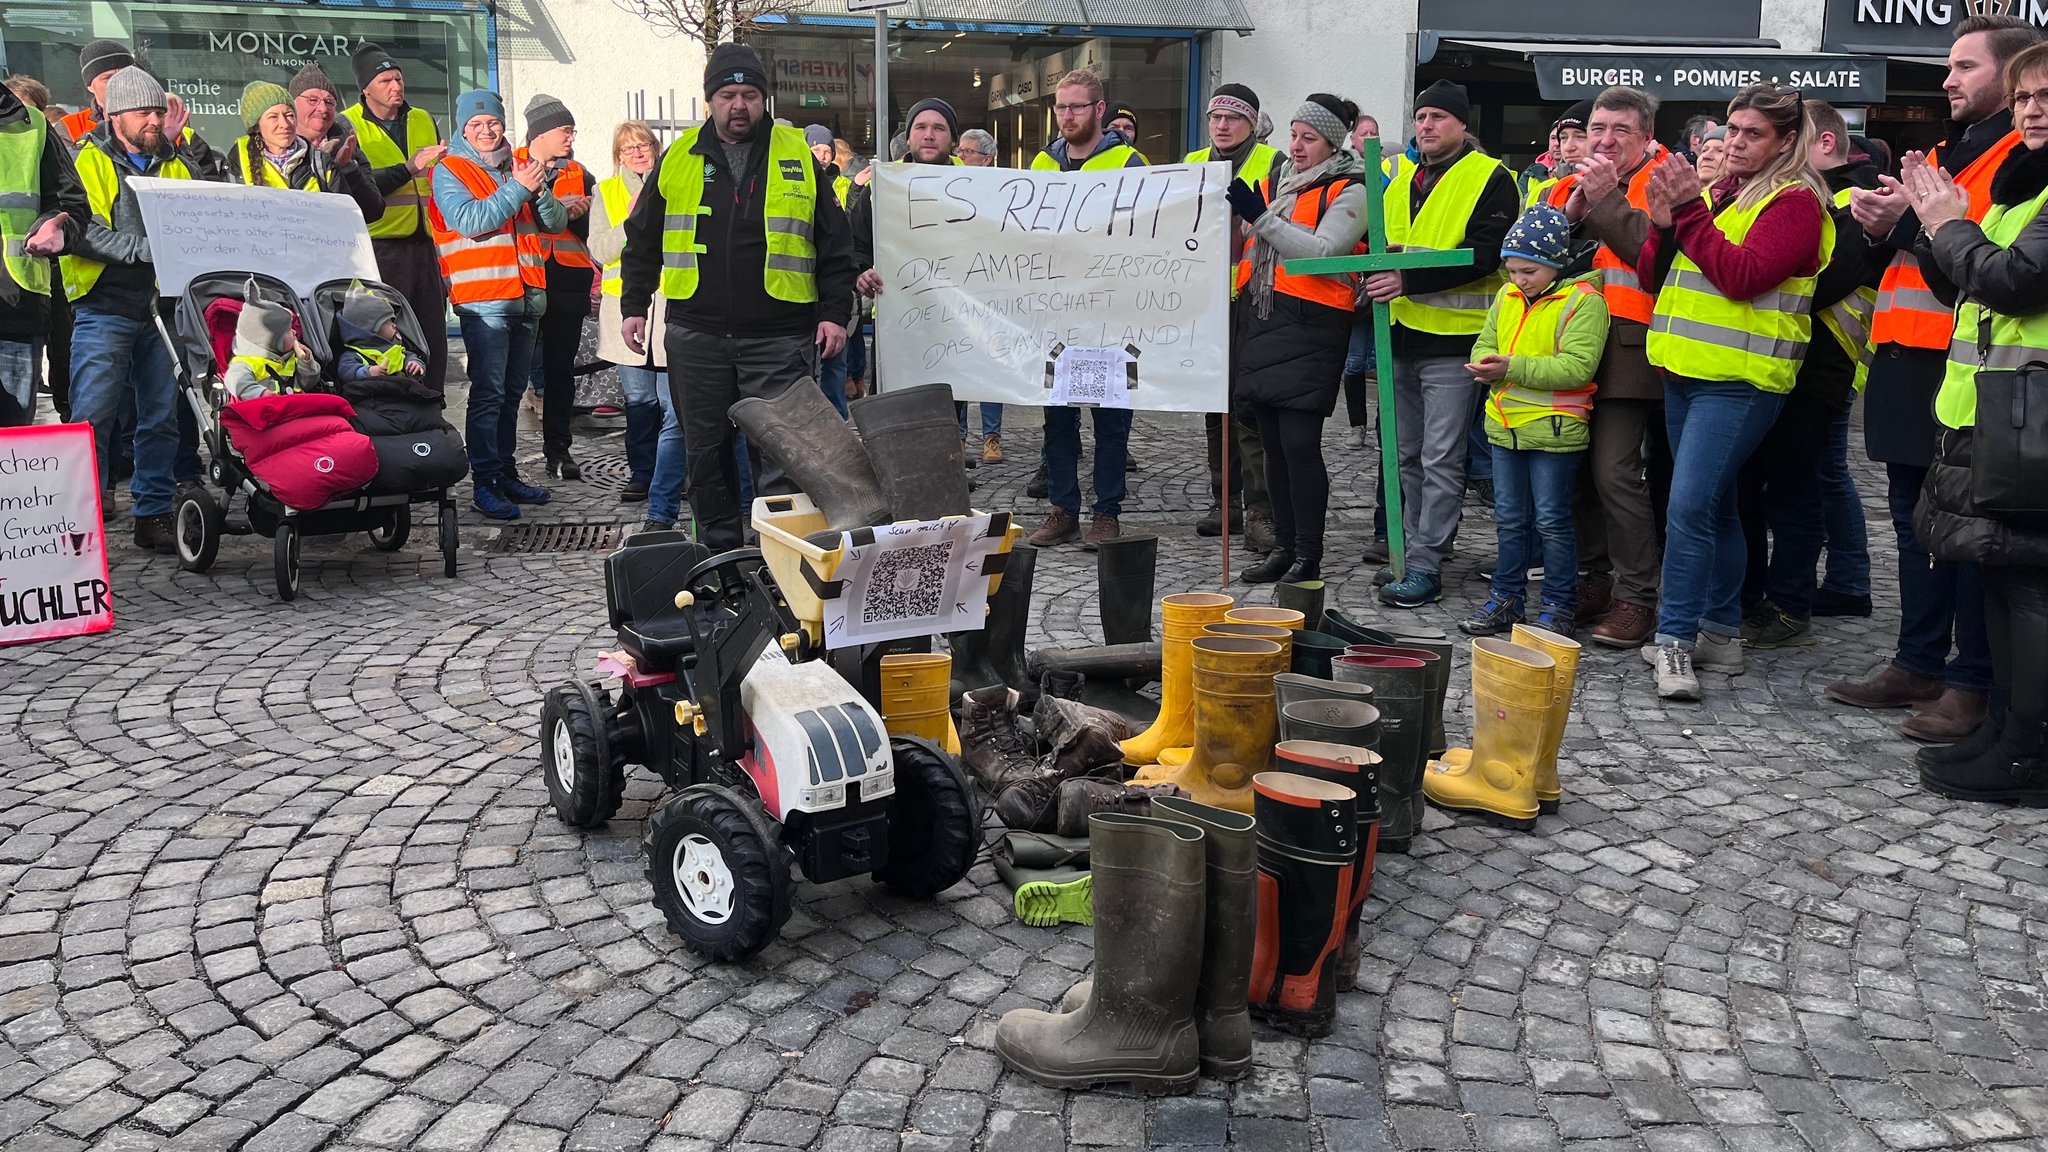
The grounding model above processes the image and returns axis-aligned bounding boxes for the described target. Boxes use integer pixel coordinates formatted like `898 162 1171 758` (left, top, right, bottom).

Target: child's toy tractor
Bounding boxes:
540 530 982 961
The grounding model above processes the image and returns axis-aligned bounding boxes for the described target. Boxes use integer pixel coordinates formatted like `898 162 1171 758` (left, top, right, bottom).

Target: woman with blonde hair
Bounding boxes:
1635 82 1830 700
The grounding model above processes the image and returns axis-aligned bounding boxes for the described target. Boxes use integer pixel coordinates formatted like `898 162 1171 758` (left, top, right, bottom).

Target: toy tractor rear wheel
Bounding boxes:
645 784 794 961
875 736 982 898
541 684 627 827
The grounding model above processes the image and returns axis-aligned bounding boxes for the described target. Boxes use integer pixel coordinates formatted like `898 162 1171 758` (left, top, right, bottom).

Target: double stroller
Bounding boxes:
162 272 467 601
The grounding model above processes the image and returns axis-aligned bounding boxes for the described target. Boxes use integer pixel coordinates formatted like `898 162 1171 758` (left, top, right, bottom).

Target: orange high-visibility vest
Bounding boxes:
1544 145 1663 326
512 148 594 270
60 107 96 142
427 154 547 304
1871 130 2024 349
1232 174 1365 310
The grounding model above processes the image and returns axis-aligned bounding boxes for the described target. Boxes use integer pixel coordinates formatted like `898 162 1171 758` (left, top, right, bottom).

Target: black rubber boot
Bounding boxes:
1248 771 1357 1038
1322 609 1400 648
1096 534 1159 646
1273 672 1374 717
1273 740 1383 986
1332 655 1428 852
1274 580 1326 630
1279 698 1380 750
950 543 1037 696
1379 626 1453 760
729 378 889 534
1289 631 1348 679
849 383 974 521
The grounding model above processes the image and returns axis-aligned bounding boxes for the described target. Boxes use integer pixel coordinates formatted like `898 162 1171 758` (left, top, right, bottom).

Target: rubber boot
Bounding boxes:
1122 593 1235 767
1279 699 1380 750
1344 643 1444 763
1273 740 1382 984
1156 622 1289 769
848 382 973 521
1226 606 1306 632
879 653 961 756
1378 627 1453 759
1290 631 1348 678
1029 643 1163 684
1133 637 1286 813
1322 609 1400 648
1274 672 1374 717
1422 638 1555 830
730 378 889 534
995 813 1205 1093
1096 535 1159 646
1247 771 1357 1038
1512 623 1581 814
1273 580 1326 630
1332 654 1428 852
950 543 1036 696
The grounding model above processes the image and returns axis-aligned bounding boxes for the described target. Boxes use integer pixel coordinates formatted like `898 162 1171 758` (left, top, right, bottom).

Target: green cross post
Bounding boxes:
1282 137 1472 582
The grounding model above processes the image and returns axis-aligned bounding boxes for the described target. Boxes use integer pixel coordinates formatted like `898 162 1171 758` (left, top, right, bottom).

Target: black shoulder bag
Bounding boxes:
1967 305 2048 517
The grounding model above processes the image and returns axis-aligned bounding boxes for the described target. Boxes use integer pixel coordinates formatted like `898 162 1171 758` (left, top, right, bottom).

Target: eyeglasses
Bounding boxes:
297 94 337 109
2012 89 2048 109
618 142 654 156
958 147 988 157
1053 103 1096 115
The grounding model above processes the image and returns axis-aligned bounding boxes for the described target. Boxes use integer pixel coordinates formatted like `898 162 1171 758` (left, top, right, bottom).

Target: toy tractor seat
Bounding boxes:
604 531 712 672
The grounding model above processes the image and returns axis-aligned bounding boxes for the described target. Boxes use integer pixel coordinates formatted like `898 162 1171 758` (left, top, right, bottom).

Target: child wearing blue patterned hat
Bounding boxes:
1458 204 1610 638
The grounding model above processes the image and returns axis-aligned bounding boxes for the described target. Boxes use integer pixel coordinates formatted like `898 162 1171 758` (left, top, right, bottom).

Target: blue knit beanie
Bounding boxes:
1501 205 1572 271
454 89 505 133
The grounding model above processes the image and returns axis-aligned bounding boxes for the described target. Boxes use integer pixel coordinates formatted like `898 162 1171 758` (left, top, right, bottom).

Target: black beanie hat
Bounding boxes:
288 63 339 101
1108 103 1139 132
1414 79 1471 125
905 96 959 138
1557 98 1595 130
705 42 769 98
80 39 134 88
351 42 401 93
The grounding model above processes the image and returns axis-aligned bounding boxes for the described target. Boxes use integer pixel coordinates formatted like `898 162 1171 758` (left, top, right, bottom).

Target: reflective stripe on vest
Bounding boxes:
344 104 437 239
234 138 321 191
1939 181 2048 428
1647 181 1832 395
1544 150 1663 325
0 105 51 297
1819 186 1879 393
1487 280 1599 427
1386 150 1509 335
1031 143 1140 171
231 353 298 393
655 124 818 303
61 142 193 301
1186 142 1279 186
1872 130 2023 350
1231 175 1363 310
514 149 594 269
598 175 632 298
426 154 548 304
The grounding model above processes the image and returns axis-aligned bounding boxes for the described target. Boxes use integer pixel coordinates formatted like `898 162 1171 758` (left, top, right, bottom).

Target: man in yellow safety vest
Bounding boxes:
343 42 451 392
0 76 85 427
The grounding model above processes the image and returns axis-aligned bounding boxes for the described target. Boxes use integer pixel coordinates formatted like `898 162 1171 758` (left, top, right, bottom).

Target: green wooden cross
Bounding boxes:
1284 137 1472 582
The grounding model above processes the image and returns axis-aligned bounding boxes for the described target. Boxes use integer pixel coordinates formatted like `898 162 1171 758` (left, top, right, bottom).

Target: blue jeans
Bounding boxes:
0 339 36 427
1658 379 1786 645
819 349 849 418
1045 406 1131 518
1886 462 1992 691
1345 319 1374 376
1465 394 1494 484
71 308 179 516
846 321 868 383
459 311 539 487
619 365 662 484
1820 405 1870 598
957 402 1003 438
1491 444 1581 609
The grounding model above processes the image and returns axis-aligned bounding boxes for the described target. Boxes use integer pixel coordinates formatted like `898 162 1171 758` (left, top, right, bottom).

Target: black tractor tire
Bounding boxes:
645 784 794 962
540 684 626 827
876 736 982 898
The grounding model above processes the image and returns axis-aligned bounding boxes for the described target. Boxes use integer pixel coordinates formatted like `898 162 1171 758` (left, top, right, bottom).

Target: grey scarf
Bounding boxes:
1248 153 1365 319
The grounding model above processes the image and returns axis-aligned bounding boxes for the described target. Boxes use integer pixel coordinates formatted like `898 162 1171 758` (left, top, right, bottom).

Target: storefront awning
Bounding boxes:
786 0 1254 32
1437 39 1887 104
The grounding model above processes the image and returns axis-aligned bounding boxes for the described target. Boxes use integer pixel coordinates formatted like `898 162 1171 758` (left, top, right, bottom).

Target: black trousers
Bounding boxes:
48 279 72 421
535 301 588 457
1985 564 2048 734
1738 389 1838 620
665 325 813 549
371 236 450 394
1252 403 1330 564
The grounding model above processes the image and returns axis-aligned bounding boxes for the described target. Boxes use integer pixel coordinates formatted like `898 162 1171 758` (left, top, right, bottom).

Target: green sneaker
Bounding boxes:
1743 607 1812 650
1013 873 1093 927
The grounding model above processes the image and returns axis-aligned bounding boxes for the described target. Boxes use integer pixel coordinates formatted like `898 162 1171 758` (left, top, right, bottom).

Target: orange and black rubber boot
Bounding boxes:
1246 771 1357 1038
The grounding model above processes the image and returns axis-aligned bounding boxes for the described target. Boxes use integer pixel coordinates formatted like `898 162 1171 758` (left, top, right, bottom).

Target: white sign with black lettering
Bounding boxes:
129 177 379 298
872 162 1232 413
823 515 1004 650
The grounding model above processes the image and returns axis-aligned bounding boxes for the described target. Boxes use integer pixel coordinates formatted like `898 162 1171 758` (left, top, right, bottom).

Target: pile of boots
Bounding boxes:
1423 626 1579 828
1131 634 1289 812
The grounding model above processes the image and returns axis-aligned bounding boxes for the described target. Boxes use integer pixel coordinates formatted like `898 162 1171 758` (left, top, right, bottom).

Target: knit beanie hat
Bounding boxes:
704 42 769 98
79 39 134 88
240 81 291 129
288 63 338 101
454 89 506 132
905 96 958 138
1293 96 1350 150
803 122 834 149
1208 83 1259 125
1108 103 1139 133
1557 98 1594 130
1501 205 1573 271
523 93 573 141
1414 80 1471 125
235 279 295 355
340 281 396 334
351 42 402 92
102 67 166 117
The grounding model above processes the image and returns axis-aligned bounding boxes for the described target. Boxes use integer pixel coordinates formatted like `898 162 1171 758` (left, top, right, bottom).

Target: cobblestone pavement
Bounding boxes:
6 388 2048 1152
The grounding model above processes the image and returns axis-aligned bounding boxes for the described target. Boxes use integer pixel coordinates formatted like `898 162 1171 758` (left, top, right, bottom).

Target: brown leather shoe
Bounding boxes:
1590 599 1654 648
1080 514 1120 552
1899 688 1989 743
1576 571 1615 624
1029 508 1079 547
1824 664 1945 709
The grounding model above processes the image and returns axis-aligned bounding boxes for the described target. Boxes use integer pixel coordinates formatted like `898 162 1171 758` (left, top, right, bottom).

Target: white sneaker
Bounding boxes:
1656 642 1699 701
1641 642 1661 665
1694 632 1745 674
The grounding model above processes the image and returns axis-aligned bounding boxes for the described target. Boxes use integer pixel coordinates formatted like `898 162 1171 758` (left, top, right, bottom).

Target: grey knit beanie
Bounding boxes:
236 279 295 353
340 282 396 334
102 67 166 117
523 93 574 141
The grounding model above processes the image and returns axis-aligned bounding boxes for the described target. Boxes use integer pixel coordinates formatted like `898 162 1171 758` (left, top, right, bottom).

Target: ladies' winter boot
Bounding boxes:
1511 623 1581 814
1331 654 1428 852
1273 740 1383 982
1096 535 1160 646
848 382 973 521
1247 771 1358 1038
729 378 889 534
1422 639 1555 830
1121 593 1235 766
1133 637 1286 813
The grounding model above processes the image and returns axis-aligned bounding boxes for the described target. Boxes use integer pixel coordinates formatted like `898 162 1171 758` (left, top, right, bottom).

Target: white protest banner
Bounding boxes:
822 514 1006 650
0 425 113 646
129 177 379 298
872 162 1231 413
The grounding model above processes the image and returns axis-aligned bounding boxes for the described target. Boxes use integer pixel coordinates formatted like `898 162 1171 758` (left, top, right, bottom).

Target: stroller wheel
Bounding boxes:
274 523 301 602
439 502 459 578
175 488 222 573
369 506 411 552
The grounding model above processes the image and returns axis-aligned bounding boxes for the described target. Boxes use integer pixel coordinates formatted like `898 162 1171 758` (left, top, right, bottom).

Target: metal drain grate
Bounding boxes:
486 522 626 554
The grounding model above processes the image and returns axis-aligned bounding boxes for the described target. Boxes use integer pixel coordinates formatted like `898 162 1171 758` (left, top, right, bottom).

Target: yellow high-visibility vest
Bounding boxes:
1818 185 1879 394
343 104 437 239
656 124 817 303
1385 151 1509 336
1031 143 1139 171
1185 141 1278 186
0 104 51 297
1938 181 2048 428
61 142 193 301
598 175 633 299
233 137 321 191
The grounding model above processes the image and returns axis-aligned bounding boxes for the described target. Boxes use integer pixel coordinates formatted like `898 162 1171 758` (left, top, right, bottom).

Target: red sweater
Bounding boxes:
1637 177 1825 303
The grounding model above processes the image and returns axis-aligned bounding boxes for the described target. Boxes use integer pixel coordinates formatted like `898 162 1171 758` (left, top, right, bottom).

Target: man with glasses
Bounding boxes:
958 128 997 167
287 64 385 221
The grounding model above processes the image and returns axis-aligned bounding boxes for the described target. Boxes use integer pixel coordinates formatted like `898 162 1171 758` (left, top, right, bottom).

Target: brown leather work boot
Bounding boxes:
1054 779 1187 837
1575 571 1614 624
1825 664 1945 710
1899 687 1989 744
959 686 1029 793
1244 506 1279 555
1590 600 1654 648
1030 508 1079 547
1081 514 1120 552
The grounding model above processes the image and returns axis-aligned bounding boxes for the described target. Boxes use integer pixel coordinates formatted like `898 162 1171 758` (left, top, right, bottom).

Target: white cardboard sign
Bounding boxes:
129 176 380 298
872 161 1232 413
822 514 1005 650
0 424 113 646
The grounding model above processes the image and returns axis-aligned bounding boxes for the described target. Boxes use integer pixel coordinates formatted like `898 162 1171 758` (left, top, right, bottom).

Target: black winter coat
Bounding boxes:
1232 175 1366 415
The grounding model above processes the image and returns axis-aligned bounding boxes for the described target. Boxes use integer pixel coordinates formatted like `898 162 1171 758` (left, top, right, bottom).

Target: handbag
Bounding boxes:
1966 308 2048 517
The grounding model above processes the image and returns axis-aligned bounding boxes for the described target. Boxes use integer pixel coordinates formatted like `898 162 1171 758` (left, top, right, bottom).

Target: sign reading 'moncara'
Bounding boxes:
871 162 1231 413
1534 54 1888 103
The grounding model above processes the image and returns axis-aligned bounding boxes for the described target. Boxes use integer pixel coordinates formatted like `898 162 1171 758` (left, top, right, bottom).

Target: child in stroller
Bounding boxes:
223 278 323 401
334 281 426 385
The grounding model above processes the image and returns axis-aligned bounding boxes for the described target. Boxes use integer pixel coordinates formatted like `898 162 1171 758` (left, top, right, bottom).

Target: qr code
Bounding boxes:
861 541 954 625
1064 358 1114 402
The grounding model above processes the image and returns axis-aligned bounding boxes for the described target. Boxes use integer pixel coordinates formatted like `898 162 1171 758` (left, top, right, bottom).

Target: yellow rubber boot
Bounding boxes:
1510 624 1581 814
879 653 960 754
1134 637 1286 813
1422 639 1554 829
1121 593 1235 767
1224 607 1305 632
1157 623 1290 768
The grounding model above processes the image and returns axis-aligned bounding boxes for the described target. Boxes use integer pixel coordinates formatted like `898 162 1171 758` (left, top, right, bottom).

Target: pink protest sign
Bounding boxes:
0 424 113 645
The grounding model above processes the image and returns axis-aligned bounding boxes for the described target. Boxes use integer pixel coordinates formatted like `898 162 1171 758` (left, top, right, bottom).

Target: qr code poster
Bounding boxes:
1048 346 1133 409
823 514 1004 650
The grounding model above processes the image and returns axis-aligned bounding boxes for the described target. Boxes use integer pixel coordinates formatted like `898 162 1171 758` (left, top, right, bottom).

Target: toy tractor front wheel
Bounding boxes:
875 736 982 898
646 784 795 961
541 684 626 827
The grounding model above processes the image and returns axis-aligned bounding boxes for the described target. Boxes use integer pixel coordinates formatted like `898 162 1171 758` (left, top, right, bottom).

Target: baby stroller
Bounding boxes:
163 270 461 601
